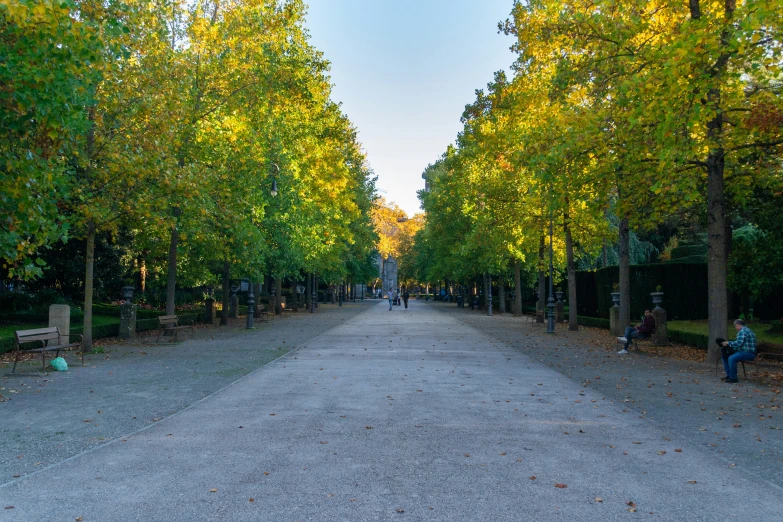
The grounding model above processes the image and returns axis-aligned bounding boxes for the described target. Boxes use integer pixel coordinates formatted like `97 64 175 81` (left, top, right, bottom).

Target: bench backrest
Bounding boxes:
158 315 179 327
16 327 61 347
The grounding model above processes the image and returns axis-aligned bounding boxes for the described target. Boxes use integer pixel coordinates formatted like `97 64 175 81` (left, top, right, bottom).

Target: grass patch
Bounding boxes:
668 320 783 345
0 315 119 337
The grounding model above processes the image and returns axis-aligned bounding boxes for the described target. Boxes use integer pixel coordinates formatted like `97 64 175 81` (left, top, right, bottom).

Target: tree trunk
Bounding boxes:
514 259 523 317
564 206 578 331
537 236 545 322
315 275 319 308
165 222 178 316
485 272 492 316
82 220 96 352
690 0 732 364
306 272 312 311
618 217 631 329
220 260 229 325
498 276 506 314
275 277 283 314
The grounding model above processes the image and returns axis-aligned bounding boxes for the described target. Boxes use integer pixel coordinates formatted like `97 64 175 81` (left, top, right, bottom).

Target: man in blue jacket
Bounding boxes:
720 319 757 383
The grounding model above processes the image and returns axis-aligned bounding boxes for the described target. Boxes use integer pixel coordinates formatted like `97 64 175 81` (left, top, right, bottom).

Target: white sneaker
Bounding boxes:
618 349 629 355
617 337 628 343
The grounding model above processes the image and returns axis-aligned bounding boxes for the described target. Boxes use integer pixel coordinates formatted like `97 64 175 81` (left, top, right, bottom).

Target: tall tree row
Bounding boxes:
1 0 378 350
417 0 782 359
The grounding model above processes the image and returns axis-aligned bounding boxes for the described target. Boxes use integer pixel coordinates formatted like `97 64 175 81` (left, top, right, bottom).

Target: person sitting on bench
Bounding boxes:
719 319 757 384
617 309 655 354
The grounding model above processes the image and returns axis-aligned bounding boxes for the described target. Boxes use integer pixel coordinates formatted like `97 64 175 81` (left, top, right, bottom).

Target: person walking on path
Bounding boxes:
617 309 656 354
388 289 394 311
720 319 757 383
403 288 410 309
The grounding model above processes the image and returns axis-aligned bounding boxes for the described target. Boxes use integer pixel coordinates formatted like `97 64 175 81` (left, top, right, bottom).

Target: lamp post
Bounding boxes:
246 282 255 330
547 210 556 334
246 163 280 328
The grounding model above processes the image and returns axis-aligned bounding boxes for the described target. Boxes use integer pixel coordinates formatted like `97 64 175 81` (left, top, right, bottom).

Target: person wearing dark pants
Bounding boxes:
720 319 757 383
388 289 394 311
617 309 656 354
403 289 410 309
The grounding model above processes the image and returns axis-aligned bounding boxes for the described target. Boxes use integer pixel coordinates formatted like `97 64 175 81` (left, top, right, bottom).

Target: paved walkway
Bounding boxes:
1 301 781 520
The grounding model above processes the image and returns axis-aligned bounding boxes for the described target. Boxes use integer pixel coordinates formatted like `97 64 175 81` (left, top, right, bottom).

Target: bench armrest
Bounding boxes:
69 334 84 344
757 353 783 361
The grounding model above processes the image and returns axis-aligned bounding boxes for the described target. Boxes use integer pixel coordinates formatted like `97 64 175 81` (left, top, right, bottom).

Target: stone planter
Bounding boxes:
650 291 664 307
610 292 620 307
121 286 135 302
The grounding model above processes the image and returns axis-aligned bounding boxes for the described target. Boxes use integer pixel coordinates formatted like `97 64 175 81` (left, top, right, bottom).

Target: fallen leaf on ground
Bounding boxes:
249 498 255 502
687 480 697 484
464 453 470 457
555 483 568 488
530 476 537 480
152 418 162 422
594 497 603 502
675 448 683 453
209 488 218 493
365 426 374 429
396 508 405 513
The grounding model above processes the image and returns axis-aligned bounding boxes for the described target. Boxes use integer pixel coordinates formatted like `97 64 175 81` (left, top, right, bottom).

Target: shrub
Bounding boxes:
577 316 611 329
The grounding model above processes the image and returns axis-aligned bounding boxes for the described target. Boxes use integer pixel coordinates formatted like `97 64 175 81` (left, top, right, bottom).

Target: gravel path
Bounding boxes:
1 300 780 521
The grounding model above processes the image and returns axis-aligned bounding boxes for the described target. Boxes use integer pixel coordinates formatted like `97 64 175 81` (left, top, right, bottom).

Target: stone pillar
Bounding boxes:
609 292 621 336
651 292 668 345
119 303 137 339
204 298 215 324
49 304 71 344
555 301 564 323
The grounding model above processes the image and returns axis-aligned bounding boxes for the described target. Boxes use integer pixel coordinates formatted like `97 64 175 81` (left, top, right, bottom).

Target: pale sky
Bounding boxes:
306 0 516 216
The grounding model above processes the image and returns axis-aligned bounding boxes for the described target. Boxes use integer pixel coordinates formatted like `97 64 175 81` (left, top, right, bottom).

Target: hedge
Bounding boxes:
577 316 611 329
575 263 709 320
0 312 205 355
574 315 709 350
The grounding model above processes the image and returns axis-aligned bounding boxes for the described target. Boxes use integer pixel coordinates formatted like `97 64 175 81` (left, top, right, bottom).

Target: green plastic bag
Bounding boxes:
50 357 68 371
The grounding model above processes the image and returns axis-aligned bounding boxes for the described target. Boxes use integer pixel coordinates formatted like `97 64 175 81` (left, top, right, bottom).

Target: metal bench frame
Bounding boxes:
13 327 84 373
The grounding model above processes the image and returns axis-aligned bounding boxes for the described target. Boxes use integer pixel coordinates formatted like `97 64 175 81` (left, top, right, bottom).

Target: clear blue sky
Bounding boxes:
306 0 516 216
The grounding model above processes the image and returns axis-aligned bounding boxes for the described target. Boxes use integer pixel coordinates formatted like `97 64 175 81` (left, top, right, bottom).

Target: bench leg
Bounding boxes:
12 351 20 373
741 361 747 378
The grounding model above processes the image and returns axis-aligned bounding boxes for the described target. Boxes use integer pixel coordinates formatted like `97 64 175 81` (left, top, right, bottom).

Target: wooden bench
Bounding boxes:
617 332 655 352
281 302 294 316
255 306 271 321
13 327 83 373
156 315 195 343
715 342 783 378
525 310 545 325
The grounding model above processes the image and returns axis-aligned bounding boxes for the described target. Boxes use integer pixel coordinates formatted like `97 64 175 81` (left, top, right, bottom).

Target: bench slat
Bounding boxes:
16 327 60 338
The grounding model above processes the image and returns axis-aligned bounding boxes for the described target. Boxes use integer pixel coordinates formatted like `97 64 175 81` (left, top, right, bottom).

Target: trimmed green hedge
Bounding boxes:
668 328 708 350
574 314 709 350
0 311 206 355
92 304 166 319
577 316 611 329
575 263 709 320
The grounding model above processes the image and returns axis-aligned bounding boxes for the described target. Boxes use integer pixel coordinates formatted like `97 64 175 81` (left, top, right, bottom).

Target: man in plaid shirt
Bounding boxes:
720 319 757 383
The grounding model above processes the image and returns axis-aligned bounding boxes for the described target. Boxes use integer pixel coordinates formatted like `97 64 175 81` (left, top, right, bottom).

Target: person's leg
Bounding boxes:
389 298 392 310
722 353 731 378
727 352 755 380
624 328 639 350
